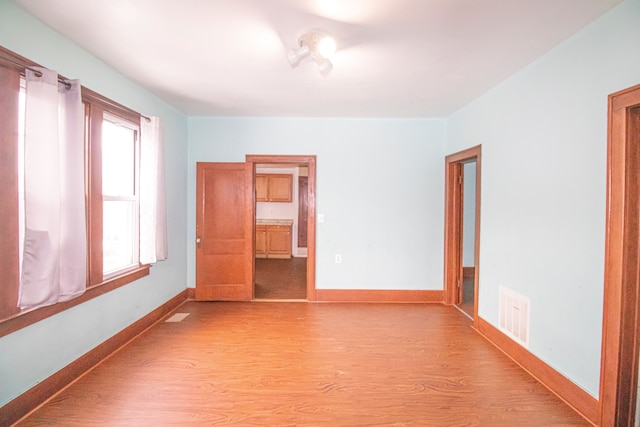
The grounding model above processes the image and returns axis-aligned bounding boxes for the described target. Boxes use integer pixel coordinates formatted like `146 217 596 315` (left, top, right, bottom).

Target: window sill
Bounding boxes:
0 265 150 339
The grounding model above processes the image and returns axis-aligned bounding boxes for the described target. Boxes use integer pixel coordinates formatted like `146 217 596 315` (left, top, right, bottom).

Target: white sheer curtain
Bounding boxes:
18 68 86 309
139 116 168 264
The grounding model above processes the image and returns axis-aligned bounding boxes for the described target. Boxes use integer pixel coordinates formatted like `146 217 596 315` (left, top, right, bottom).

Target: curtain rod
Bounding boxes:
97 94 151 122
1 56 150 122
1 56 71 89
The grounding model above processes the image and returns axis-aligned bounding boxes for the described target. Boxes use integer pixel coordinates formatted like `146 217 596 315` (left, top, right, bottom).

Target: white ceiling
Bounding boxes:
13 0 621 117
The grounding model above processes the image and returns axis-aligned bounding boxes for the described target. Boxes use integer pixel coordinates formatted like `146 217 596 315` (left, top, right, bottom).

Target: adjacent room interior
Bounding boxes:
254 163 308 300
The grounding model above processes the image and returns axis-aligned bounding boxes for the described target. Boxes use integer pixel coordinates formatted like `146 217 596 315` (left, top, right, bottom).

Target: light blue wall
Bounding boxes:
187 118 447 291
447 0 640 397
0 0 189 406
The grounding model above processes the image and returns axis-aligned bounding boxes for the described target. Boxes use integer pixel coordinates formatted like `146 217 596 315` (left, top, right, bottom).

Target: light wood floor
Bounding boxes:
17 302 588 426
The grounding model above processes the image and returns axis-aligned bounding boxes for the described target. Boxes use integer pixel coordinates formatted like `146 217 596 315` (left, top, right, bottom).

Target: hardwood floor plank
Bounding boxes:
16 302 588 426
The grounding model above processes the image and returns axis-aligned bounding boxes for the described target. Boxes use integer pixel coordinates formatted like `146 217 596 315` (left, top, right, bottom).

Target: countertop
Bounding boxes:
256 218 294 226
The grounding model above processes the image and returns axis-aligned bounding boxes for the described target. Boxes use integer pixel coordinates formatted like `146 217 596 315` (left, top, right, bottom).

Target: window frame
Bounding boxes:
90 106 140 285
0 47 150 338
101 114 140 277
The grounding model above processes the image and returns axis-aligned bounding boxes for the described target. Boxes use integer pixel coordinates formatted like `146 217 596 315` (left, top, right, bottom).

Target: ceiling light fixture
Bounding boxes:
287 30 336 77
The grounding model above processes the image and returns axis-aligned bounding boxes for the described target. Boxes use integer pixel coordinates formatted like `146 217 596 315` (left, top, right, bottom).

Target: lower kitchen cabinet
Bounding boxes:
255 223 291 258
256 224 267 257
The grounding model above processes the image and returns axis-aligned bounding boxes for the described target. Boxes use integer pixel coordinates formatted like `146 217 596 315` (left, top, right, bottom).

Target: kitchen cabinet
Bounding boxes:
256 174 292 202
255 224 267 257
266 225 291 258
255 175 268 202
255 221 292 258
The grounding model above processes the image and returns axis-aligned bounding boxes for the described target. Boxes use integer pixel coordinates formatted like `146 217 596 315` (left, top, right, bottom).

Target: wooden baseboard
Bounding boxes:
1 290 188 426
476 317 598 426
314 289 443 303
187 287 442 303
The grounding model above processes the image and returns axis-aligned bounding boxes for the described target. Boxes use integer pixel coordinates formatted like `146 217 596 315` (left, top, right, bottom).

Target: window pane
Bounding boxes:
102 119 135 197
18 80 25 276
103 200 135 275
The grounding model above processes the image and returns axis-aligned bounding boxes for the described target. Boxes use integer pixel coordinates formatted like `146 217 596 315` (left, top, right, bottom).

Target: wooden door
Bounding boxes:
196 162 252 300
298 176 308 247
444 160 463 306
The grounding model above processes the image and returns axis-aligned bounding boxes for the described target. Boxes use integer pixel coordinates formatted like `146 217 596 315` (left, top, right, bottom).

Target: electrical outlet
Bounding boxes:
335 254 342 264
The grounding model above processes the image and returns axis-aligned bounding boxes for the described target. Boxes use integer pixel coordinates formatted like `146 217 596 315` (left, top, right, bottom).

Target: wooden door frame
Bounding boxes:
444 145 481 326
600 83 640 426
246 155 317 301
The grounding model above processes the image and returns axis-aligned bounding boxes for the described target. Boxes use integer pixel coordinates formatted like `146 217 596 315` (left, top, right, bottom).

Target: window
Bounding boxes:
102 114 140 277
0 47 151 334
83 94 148 289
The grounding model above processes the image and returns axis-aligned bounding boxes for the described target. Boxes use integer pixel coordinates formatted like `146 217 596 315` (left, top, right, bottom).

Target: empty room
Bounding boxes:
1 0 640 425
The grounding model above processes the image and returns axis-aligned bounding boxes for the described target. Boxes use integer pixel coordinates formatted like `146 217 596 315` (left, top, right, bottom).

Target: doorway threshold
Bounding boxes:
252 298 308 303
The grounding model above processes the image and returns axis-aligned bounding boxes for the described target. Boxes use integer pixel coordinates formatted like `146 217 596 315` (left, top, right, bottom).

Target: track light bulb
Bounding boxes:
287 45 310 67
314 56 333 77
317 36 336 59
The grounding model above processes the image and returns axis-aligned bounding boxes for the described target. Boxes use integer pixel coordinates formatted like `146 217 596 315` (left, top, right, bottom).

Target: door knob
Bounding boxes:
196 237 201 243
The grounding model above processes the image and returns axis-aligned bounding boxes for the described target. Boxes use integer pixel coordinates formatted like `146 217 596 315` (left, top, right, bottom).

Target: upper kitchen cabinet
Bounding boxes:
256 173 292 202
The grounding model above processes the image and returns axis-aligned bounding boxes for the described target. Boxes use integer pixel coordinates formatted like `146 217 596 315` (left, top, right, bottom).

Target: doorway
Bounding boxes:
253 163 307 299
460 160 478 317
246 155 317 301
599 84 640 426
444 145 481 324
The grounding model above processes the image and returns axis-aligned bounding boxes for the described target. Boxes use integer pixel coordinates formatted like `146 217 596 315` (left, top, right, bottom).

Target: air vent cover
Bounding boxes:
165 313 190 323
499 286 530 348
